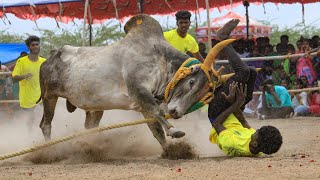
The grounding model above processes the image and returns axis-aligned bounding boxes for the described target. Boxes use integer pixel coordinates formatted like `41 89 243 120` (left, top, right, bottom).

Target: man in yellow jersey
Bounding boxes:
12 36 46 130
209 82 282 157
207 19 282 157
164 10 204 63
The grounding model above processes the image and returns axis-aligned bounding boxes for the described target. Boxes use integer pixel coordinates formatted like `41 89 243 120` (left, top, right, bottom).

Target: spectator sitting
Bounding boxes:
311 35 320 49
280 78 290 90
295 39 303 54
309 80 320 116
291 79 309 117
296 39 317 85
276 35 289 55
198 42 207 58
312 48 320 79
257 79 294 119
300 75 310 88
0 61 12 100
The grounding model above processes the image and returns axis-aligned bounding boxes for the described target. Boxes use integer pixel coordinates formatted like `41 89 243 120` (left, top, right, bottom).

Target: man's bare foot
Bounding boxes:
216 19 240 41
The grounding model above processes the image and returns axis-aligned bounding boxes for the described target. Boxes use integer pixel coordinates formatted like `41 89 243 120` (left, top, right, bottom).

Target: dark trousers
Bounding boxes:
208 45 257 122
257 106 294 119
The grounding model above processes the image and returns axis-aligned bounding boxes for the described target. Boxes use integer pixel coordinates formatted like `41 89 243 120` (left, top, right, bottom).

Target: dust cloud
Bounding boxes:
0 99 223 165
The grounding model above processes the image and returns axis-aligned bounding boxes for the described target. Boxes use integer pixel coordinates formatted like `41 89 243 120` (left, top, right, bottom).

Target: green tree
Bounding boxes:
0 30 24 42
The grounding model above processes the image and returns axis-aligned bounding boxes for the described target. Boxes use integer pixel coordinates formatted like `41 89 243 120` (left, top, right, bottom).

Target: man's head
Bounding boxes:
293 79 304 89
280 35 289 45
25 36 40 55
264 44 274 55
300 75 308 88
261 79 274 92
175 10 191 35
296 40 302 51
280 78 290 89
251 126 283 155
287 44 295 54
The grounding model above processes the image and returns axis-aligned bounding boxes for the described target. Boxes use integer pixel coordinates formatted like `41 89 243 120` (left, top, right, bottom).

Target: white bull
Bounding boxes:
39 14 232 149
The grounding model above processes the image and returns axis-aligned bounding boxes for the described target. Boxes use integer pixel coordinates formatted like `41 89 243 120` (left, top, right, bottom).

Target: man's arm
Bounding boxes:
267 85 281 106
212 83 246 134
212 103 238 135
233 108 251 129
12 73 33 82
192 51 204 63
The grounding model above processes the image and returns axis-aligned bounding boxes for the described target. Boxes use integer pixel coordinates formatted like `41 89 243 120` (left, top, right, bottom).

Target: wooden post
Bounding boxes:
205 0 212 49
82 0 89 47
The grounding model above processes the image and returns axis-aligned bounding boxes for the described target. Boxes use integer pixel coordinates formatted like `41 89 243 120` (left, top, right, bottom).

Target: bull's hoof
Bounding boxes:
216 19 240 40
167 128 185 139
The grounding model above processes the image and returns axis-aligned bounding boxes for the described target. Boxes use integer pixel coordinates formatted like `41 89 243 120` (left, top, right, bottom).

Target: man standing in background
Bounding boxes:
12 36 46 131
164 10 204 63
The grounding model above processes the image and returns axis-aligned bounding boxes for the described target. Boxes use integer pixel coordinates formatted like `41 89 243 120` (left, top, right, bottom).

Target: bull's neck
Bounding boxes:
154 51 189 102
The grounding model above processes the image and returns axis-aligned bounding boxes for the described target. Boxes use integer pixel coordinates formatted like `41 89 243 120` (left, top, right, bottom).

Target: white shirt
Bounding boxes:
292 91 309 108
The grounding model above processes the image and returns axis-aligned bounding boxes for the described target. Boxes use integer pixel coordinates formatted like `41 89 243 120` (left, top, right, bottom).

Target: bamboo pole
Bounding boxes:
253 87 320 95
0 100 20 104
216 51 318 64
0 72 12 75
82 0 89 47
205 0 212 49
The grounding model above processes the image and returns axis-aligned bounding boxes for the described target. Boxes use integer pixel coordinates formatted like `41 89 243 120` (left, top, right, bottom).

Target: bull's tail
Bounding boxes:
66 99 77 113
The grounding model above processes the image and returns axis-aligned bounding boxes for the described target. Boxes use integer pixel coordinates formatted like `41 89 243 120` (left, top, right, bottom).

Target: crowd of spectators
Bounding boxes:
226 35 320 118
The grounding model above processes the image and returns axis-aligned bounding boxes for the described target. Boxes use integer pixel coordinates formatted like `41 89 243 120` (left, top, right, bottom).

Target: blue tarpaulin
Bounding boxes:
0 43 29 65
0 0 80 8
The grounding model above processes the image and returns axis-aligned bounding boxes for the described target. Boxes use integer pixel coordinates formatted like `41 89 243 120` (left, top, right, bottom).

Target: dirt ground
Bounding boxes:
0 100 320 179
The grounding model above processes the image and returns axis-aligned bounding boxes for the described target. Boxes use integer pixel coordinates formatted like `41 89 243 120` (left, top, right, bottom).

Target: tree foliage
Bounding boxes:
270 23 320 48
0 22 125 58
1 19 319 58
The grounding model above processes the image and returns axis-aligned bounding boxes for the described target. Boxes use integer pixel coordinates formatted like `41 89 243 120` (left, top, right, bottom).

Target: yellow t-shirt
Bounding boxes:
164 29 199 54
209 113 257 157
12 56 46 108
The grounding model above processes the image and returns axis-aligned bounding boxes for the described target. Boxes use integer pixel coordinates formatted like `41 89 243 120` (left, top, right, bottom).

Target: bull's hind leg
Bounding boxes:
40 96 58 141
84 111 104 129
142 112 167 148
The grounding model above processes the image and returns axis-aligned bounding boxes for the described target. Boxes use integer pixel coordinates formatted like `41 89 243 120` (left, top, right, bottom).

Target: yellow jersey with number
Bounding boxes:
209 113 257 157
12 55 46 108
164 29 199 54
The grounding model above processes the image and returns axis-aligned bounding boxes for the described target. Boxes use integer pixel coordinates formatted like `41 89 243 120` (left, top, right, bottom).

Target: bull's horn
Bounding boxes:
220 68 261 83
203 39 236 68
220 73 235 84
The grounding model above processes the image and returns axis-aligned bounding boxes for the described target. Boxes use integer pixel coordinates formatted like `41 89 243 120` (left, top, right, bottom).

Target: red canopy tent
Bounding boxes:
1 0 319 23
196 11 272 42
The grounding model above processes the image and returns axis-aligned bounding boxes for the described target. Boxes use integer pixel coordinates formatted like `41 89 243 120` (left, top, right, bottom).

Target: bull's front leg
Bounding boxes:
128 84 185 139
144 108 185 138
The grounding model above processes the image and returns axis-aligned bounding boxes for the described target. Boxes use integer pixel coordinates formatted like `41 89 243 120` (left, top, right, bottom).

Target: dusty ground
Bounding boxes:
0 100 320 179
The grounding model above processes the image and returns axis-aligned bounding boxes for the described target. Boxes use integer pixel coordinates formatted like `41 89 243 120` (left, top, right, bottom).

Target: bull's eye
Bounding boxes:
189 80 195 88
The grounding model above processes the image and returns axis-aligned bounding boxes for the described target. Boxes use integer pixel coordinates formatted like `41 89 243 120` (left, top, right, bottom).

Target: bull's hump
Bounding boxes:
124 14 163 37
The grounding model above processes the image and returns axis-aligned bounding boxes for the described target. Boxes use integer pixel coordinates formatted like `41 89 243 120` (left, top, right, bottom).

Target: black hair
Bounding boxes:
287 44 295 51
280 35 289 39
25 36 40 47
280 78 290 84
261 79 274 86
175 10 191 22
256 126 282 155
294 79 304 86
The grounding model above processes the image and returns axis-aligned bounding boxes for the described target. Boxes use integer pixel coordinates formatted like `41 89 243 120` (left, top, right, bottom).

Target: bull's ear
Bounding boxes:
190 65 201 74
